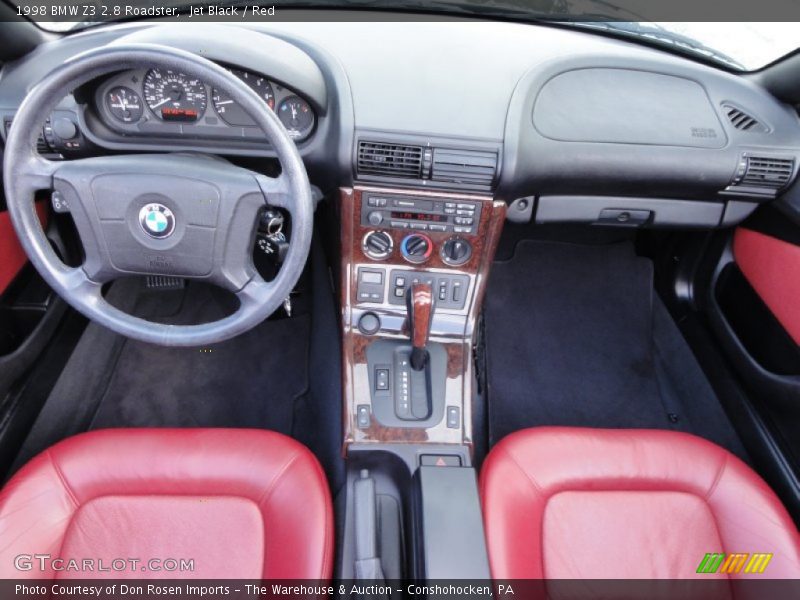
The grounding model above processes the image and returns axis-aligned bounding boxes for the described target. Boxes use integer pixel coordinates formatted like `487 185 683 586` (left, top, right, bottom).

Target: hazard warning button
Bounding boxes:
420 454 462 467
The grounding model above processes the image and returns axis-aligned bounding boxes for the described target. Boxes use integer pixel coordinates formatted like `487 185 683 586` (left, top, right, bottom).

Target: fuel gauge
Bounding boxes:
106 86 143 123
277 95 314 141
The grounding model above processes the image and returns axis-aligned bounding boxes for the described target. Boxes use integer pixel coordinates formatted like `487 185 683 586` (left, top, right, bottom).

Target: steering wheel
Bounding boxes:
3 44 314 347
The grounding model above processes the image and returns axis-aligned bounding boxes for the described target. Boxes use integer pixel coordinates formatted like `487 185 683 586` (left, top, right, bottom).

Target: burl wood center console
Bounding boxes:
340 186 505 456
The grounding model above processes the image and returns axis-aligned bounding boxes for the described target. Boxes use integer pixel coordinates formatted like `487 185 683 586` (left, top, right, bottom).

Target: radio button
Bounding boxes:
410 223 428 231
444 208 456 215
429 224 447 232
390 221 409 229
457 203 474 210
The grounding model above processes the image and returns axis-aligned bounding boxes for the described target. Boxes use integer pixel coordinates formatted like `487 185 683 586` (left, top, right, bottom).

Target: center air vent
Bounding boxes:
722 104 767 133
357 141 423 179
728 154 795 197
431 148 497 188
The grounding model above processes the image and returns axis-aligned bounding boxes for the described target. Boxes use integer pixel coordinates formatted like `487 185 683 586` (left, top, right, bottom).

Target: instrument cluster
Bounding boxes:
95 66 316 142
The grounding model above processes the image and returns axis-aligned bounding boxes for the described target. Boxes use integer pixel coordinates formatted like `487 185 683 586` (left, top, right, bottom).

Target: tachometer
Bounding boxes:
106 86 143 123
277 96 315 141
143 69 207 122
212 69 275 127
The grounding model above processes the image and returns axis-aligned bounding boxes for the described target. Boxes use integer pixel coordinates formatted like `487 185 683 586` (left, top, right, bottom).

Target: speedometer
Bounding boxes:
212 69 275 127
143 69 207 122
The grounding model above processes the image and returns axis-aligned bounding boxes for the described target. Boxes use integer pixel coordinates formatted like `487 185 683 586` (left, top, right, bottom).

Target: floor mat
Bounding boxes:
11 279 310 469
484 240 747 458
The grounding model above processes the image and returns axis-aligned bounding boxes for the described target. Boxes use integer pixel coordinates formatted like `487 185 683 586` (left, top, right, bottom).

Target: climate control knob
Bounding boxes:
362 230 393 260
441 237 472 266
401 233 433 264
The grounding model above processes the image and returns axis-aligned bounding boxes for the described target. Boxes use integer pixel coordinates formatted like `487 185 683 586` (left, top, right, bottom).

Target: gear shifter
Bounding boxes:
406 282 434 371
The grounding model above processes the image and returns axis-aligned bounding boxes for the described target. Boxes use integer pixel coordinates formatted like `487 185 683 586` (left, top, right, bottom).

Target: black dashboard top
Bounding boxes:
1 17 799 225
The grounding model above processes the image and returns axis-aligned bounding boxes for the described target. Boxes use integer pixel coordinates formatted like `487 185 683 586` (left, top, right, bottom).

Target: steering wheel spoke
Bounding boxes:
235 275 276 313
18 155 59 196
61 267 104 297
255 172 293 209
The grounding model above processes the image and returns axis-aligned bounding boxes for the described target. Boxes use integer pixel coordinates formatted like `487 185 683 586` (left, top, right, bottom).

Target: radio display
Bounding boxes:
390 211 447 222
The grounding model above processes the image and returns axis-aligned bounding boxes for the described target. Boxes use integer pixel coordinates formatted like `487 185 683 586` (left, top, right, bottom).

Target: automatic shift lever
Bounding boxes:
406 282 434 371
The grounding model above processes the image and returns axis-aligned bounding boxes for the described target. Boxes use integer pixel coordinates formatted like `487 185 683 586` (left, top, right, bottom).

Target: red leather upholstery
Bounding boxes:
733 227 800 345
480 427 800 579
0 201 48 295
0 429 333 579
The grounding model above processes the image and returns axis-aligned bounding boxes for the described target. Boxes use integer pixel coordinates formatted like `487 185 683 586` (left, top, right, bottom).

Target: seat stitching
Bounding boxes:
496 445 547 578
257 451 302 507
48 450 79 509
255 450 301 578
312 458 333 579
705 452 728 501
501 446 545 496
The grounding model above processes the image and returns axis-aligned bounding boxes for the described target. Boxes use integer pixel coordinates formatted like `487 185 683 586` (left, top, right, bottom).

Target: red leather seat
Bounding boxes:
0 429 333 579
480 427 800 579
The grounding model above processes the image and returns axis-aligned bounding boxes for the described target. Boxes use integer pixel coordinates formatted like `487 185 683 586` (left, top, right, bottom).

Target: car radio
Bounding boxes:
361 192 481 235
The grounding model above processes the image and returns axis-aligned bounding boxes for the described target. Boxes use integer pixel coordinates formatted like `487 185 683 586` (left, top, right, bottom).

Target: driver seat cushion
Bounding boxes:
0 428 333 579
480 427 800 579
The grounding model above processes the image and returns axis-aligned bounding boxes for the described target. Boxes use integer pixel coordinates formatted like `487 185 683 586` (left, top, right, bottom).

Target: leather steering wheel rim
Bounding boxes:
3 44 314 347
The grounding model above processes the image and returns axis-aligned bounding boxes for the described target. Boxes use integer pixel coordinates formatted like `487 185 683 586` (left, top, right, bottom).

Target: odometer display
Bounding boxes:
143 69 207 122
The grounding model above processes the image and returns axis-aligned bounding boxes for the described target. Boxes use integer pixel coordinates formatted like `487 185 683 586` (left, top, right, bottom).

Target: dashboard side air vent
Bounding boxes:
357 141 423 179
722 104 767 133
727 154 795 197
430 148 497 188
3 117 52 154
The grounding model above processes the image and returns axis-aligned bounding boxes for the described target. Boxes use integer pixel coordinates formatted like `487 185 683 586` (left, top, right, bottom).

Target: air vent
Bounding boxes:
728 154 795 197
3 117 52 154
741 156 794 188
357 141 423 179
722 104 766 133
430 148 497 188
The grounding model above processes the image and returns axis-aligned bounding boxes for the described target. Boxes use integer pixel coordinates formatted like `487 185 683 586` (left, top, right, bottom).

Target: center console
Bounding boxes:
338 185 504 580
339 186 505 456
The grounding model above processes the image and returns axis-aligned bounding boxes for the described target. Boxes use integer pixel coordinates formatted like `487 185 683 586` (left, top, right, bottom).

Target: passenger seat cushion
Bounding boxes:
480 427 800 579
0 428 333 579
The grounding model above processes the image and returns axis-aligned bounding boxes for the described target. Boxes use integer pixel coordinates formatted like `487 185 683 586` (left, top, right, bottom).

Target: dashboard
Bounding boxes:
1 17 799 228
95 66 316 142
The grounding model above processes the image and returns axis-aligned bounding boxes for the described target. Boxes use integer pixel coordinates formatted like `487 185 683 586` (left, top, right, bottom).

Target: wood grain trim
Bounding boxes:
340 186 506 451
409 282 433 349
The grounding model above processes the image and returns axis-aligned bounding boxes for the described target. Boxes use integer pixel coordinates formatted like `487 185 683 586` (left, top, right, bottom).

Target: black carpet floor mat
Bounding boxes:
11 279 310 470
484 240 747 459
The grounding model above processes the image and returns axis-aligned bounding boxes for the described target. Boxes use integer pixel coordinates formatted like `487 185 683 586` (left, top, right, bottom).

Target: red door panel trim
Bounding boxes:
0 201 48 295
733 227 800 345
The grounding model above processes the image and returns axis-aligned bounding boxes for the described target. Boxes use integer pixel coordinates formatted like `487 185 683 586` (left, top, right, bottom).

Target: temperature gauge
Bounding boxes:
106 86 143 123
277 95 314 141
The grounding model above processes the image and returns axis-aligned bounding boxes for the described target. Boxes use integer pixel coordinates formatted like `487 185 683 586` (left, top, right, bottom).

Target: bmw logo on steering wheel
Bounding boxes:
139 203 176 239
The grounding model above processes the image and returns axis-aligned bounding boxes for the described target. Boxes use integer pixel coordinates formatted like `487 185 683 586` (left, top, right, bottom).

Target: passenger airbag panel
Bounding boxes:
533 68 726 149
